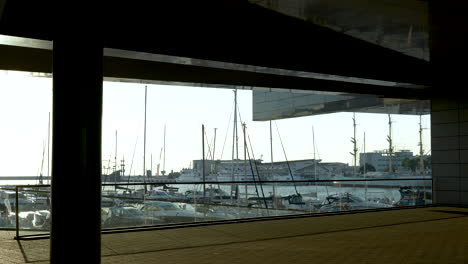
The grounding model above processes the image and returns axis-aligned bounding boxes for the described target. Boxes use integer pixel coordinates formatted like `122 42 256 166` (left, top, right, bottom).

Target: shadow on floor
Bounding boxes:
430 209 468 216
15 208 468 262
102 214 468 258
17 239 49 263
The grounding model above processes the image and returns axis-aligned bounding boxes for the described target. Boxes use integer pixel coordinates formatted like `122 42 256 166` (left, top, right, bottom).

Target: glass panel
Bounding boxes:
99 82 432 230
249 0 429 60
98 177 432 229
0 71 52 235
0 186 16 229
12 186 50 237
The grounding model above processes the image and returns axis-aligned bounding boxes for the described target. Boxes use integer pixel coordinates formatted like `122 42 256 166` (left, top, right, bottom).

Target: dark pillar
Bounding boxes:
429 2 468 206
50 26 103 264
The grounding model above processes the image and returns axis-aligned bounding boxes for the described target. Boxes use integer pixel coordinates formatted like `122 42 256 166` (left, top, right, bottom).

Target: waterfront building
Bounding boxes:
191 159 346 181
359 150 413 172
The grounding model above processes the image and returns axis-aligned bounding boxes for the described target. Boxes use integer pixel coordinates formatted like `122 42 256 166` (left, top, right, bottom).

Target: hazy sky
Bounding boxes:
0 71 52 177
0 71 431 176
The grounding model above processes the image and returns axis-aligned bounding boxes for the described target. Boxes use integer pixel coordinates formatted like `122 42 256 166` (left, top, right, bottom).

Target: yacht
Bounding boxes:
319 192 391 212
142 201 204 224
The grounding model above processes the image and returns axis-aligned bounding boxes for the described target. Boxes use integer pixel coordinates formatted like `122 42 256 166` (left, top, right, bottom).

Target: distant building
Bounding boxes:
192 159 262 176
359 150 413 172
192 159 345 180
296 162 347 179
102 170 122 182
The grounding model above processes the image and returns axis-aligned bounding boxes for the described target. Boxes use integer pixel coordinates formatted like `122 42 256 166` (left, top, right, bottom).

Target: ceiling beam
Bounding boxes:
0 1 430 85
0 44 428 99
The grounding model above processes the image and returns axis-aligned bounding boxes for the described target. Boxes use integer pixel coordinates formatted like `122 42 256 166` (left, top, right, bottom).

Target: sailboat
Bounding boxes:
36 112 51 185
299 126 324 209
395 114 432 206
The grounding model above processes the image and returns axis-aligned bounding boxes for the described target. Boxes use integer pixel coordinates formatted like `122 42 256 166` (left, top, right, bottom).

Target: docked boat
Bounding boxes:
102 206 161 228
142 201 204 224
319 192 391 212
395 186 432 206
184 187 230 202
146 189 175 201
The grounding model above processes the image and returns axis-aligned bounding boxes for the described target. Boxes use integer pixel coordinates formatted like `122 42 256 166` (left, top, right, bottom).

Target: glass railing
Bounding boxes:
6 177 432 239
0 185 50 238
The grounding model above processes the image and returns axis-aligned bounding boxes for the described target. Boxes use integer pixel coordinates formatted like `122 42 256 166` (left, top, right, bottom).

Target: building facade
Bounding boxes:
359 150 413 173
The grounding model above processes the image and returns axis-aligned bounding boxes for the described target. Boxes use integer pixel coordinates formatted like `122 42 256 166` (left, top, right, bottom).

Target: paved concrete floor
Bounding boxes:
1 206 467 263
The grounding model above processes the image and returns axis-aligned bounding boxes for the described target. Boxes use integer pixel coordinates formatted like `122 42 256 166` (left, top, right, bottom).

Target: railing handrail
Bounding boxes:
1 177 433 189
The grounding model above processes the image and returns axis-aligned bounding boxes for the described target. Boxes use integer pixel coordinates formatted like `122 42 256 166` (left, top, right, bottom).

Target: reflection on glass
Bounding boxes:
1 81 433 238
97 83 433 230
3 186 51 238
6 176 433 237
98 179 432 229
249 0 429 60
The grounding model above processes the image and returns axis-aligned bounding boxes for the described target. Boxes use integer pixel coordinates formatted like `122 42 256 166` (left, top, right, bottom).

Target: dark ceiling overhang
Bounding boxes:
0 44 428 100
0 1 430 86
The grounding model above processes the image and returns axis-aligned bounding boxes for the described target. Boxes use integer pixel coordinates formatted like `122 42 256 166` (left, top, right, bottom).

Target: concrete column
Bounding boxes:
429 2 468 206
50 30 103 264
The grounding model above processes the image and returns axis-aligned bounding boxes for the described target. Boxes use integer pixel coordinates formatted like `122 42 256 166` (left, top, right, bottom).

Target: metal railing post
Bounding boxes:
15 186 19 239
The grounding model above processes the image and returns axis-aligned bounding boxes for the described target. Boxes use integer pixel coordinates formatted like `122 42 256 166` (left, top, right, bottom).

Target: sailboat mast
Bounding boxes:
202 124 206 201
419 115 425 175
161 124 166 176
269 120 278 208
243 123 248 200
47 112 51 183
232 90 236 180
275 122 299 195
143 85 148 191
231 89 238 201
235 90 239 163
115 130 118 189
350 113 358 176
364 132 368 200
39 140 45 184
270 120 275 201
419 114 427 202
212 128 217 161
212 128 217 173
232 89 239 170
270 121 273 164
115 130 118 173
162 124 166 174
387 114 393 172
312 126 318 194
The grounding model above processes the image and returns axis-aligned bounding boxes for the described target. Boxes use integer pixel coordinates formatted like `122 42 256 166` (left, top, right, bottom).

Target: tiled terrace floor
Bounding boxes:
1 206 467 263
